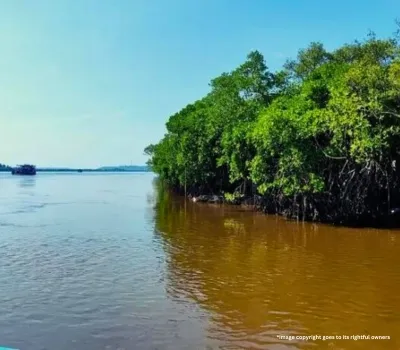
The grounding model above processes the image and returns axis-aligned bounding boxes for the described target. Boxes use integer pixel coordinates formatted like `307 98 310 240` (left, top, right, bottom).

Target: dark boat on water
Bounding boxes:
11 164 36 175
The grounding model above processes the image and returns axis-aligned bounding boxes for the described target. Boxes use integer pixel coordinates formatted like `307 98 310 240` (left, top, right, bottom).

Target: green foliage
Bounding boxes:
146 26 400 223
224 191 244 203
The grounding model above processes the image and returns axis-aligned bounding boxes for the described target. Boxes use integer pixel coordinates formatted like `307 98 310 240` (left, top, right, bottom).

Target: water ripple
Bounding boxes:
1 173 400 349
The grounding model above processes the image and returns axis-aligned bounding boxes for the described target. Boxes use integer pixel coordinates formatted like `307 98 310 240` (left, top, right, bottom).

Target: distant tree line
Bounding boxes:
0 163 12 171
0 164 149 172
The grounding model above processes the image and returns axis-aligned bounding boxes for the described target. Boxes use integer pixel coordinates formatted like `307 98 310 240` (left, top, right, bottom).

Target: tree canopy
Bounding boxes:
146 28 400 225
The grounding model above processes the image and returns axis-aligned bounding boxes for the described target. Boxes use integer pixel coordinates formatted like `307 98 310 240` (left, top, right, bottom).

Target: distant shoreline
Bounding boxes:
37 169 150 172
0 170 150 172
0 167 150 173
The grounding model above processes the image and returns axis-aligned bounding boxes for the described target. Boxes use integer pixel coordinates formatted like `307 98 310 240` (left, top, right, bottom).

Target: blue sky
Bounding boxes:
0 0 398 168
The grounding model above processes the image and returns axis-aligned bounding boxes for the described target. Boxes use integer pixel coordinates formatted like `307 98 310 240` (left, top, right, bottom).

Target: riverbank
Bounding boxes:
183 191 400 228
145 30 400 229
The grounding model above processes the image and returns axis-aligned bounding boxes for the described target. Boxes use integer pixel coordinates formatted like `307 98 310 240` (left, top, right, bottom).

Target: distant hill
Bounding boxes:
96 165 149 172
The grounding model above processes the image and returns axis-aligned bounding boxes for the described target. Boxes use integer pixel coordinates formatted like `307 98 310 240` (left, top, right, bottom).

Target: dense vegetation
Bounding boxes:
146 29 400 225
0 163 12 171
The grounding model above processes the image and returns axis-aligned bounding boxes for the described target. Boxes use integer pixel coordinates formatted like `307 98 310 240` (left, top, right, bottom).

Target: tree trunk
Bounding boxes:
303 195 307 221
184 167 187 198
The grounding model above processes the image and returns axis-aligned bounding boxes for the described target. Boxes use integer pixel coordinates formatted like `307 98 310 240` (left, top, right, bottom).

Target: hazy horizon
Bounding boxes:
1 0 397 168
1 163 148 169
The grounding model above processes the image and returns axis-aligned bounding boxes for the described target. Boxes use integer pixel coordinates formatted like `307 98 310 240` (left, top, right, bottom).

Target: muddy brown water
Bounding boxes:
0 173 399 349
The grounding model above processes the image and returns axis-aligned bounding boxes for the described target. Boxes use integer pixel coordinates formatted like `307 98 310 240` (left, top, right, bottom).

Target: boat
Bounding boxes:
11 164 36 175
77 169 83 173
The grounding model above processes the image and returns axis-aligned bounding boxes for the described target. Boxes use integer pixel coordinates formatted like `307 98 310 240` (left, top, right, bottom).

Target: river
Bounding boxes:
0 172 399 349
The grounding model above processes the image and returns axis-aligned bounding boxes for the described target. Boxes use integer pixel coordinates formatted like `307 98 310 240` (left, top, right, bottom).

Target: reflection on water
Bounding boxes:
154 183 400 349
0 173 399 350
17 176 36 188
